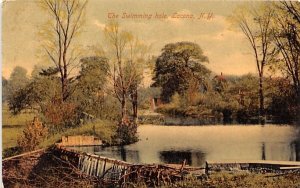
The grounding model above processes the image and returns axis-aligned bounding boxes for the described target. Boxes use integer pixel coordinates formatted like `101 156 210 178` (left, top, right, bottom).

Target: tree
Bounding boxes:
17 117 48 152
265 77 296 123
229 3 275 124
281 1 300 26
43 96 78 132
39 0 87 101
127 37 149 122
104 22 148 123
7 66 30 112
152 42 210 103
73 56 109 116
8 66 29 92
8 76 61 114
212 73 228 94
229 74 260 123
104 21 132 123
2 76 8 102
8 65 61 114
272 2 300 99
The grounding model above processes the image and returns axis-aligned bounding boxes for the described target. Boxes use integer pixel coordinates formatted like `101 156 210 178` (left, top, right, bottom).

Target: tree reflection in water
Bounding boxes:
159 150 205 167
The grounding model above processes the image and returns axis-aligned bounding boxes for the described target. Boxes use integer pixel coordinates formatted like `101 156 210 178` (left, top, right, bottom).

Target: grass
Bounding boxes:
169 172 300 188
2 104 117 157
39 119 117 148
2 105 36 150
128 172 300 188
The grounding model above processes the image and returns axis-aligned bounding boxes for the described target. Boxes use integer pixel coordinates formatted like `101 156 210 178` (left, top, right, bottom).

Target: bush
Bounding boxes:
17 117 48 152
3 147 22 158
236 109 249 124
43 96 78 132
114 121 138 145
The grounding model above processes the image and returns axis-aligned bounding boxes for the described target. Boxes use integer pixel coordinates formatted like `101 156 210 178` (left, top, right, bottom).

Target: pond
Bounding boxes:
70 124 300 167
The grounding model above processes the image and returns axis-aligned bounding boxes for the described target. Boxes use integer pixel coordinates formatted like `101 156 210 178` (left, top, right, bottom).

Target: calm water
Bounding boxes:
71 124 300 167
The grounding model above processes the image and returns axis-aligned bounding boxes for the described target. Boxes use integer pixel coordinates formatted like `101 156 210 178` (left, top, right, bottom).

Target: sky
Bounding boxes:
2 0 263 79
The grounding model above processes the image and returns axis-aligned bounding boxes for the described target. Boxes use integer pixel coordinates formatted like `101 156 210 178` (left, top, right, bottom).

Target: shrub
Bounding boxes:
114 121 138 145
43 96 78 132
17 117 48 152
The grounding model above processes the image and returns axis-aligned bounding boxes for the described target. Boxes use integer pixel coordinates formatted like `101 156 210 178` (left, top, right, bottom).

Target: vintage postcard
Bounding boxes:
2 0 300 187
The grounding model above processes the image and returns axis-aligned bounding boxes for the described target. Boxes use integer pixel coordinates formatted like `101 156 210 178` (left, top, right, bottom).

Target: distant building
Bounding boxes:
213 72 227 93
150 97 162 111
213 72 227 82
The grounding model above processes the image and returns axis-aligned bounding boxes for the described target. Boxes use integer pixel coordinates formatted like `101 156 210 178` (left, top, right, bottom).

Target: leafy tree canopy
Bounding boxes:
72 56 110 117
153 42 210 102
9 66 29 92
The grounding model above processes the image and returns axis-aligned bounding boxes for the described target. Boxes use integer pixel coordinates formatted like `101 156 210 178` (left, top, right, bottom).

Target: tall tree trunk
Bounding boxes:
43 0 87 102
297 91 300 126
132 88 138 123
61 75 68 101
121 95 127 123
259 75 265 125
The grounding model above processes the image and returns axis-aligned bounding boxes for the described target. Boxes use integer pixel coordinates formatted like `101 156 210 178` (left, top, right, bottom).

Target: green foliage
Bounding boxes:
77 56 109 94
138 87 161 109
212 74 228 93
7 74 61 114
40 119 117 147
157 92 186 116
8 66 30 91
157 74 260 123
157 70 299 124
3 99 117 153
8 88 32 115
102 96 122 121
2 104 36 150
226 74 260 123
2 147 21 159
2 76 9 102
72 56 109 118
6 66 30 113
104 21 148 125
265 77 298 123
114 121 138 145
153 42 210 102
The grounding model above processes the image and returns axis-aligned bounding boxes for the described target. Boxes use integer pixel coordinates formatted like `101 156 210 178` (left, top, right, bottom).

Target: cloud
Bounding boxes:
93 20 106 30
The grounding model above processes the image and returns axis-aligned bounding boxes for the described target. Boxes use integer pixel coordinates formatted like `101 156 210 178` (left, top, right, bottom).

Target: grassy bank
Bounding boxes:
128 172 300 188
2 105 117 158
165 172 300 188
39 119 117 148
2 105 35 150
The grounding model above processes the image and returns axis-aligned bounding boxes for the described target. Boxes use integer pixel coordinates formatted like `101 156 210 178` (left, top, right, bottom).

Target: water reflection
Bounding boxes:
159 150 205 166
261 143 266 160
119 148 140 163
292 134 300 161
70 125 300 166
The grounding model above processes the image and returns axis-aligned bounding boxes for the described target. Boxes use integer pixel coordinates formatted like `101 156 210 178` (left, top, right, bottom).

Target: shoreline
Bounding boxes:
3 146 300 187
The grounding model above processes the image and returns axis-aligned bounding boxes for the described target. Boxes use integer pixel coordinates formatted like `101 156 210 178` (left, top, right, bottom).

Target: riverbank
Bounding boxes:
138 110 297 125
3 148 300 188
162 171 300 188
